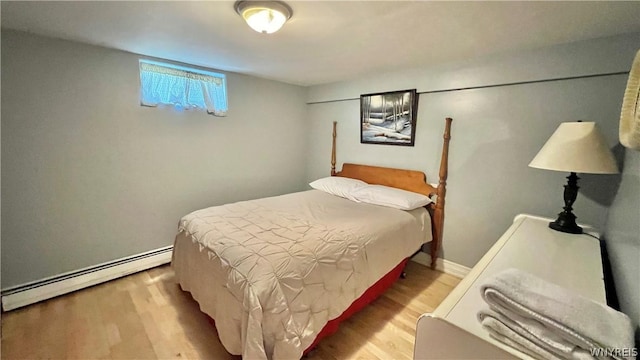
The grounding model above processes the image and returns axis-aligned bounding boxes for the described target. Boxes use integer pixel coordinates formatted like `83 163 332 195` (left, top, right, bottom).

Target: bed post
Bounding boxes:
431 117 453 269
331 121 337 176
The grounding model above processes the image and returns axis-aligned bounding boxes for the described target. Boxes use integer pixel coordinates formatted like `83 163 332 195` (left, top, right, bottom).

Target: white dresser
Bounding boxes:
414 214 606 359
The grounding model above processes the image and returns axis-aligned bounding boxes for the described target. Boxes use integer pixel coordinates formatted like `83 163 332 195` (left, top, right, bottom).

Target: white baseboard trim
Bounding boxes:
1 246 173 311
411 252 471 279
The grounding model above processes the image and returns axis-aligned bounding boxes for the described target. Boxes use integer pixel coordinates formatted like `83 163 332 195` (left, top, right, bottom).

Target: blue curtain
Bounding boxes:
139 61 228 116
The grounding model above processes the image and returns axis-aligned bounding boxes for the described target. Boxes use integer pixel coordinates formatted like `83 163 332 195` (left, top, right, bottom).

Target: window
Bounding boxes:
139 60 228 116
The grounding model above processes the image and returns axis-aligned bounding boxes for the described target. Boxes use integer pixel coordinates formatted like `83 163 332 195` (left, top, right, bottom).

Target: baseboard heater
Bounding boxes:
1 245 174 311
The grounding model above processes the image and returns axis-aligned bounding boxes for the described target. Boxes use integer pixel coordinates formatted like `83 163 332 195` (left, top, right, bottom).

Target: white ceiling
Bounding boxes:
2 1 640 86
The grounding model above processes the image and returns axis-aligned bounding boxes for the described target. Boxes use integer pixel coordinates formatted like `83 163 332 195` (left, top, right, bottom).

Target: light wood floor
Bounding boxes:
1 261 460 360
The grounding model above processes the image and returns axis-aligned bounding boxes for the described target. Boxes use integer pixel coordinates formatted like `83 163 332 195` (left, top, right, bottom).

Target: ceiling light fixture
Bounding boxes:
235 1 292 34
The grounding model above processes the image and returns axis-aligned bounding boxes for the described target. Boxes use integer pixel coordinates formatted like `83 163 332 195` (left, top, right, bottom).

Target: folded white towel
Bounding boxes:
477 268 634 360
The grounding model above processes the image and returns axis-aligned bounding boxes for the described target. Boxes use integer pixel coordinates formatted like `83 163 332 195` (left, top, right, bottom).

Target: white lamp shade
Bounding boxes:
235 1 292 34
529 122 619 174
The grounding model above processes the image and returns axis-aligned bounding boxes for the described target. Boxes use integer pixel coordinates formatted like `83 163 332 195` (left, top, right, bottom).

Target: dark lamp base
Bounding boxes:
549 218 583 234
548 172 583 235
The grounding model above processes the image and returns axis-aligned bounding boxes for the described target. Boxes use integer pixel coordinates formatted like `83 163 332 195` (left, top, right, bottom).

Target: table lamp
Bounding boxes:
529 121 619 234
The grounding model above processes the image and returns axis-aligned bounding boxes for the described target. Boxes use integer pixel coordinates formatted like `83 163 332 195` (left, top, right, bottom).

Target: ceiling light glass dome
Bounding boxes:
235 1 293 34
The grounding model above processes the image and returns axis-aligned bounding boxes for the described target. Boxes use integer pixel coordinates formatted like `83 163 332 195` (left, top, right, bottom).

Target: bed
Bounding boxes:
171 118 453 359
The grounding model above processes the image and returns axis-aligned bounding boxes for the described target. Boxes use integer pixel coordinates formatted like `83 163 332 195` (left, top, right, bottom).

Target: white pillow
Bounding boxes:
309 176 367 200
350 184 433 210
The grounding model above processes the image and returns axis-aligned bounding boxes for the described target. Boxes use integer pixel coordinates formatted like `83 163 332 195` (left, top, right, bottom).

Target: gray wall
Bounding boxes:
306 33 640 269
604 149 640 342
1 30 308 288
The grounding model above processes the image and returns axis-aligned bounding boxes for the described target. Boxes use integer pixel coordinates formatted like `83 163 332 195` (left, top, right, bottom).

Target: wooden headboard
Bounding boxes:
330 118 453 269
336 163 437 197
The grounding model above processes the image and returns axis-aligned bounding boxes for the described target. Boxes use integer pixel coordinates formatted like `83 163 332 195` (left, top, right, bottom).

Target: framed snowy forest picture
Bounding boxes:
360 89 418 146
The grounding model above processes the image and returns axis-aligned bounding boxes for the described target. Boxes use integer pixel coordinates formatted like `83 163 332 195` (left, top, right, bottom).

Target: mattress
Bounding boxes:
172 189 431 359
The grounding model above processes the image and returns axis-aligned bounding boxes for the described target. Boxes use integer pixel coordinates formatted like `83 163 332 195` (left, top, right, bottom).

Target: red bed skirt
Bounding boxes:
206 258 409 357
303 257 409 354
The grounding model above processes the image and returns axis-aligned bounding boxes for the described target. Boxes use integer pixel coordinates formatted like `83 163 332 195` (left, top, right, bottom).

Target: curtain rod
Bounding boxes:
306 71 629 105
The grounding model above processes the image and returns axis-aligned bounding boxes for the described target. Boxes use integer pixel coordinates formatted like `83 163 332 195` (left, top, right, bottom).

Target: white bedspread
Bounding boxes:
172 190 430 359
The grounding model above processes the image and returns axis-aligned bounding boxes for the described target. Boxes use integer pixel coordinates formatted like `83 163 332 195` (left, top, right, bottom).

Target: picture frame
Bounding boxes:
360 89 418 146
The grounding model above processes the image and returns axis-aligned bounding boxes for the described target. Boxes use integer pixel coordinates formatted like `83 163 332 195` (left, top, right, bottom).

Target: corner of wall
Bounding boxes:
603 147 640 341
